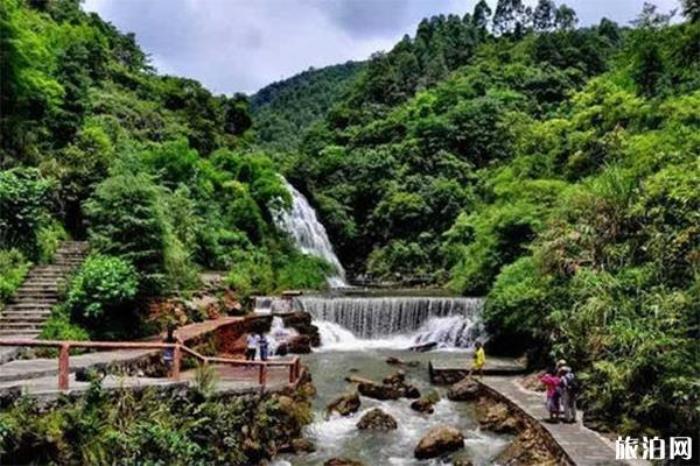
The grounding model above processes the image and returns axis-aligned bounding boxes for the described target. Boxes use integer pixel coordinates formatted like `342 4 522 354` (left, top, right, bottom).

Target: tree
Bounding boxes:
472 0 492 32
631 2 676 28
492 0 516 35
555 4 578 30
533 0 556 31
681 0 700 22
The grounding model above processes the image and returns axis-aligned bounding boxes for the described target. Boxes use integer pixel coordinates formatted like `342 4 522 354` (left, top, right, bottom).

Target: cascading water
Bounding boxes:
273 179 347 287
295 296 485 350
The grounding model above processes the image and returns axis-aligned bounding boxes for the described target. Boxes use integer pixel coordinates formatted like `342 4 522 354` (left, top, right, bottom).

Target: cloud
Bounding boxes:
82 0 680 95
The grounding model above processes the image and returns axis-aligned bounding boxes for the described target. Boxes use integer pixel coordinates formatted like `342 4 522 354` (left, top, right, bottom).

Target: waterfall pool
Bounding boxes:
274 349 511 465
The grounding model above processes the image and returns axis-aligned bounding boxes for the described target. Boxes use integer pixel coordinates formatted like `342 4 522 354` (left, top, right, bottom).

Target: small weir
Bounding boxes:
295 295 485 349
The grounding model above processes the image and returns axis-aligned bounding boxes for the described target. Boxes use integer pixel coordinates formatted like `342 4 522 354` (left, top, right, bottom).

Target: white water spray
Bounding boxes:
296 296 485 350
273 179 347 287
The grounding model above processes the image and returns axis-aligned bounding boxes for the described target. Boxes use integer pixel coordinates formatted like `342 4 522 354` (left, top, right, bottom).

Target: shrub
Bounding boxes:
275 253 331 290
85 173 168 291
36 221 68 264
0 249 30 303
0 168 52 257
65 254 138 322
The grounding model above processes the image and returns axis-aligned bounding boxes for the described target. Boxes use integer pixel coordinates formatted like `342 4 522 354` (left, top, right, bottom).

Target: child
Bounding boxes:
539 369 562 422
468 341 486 378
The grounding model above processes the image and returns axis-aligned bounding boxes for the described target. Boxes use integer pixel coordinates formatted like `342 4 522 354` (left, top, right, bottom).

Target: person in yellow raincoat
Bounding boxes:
469 341 486 378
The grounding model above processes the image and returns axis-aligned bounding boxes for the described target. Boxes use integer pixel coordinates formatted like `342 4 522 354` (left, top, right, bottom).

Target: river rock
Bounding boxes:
327 392 361 416
287 335 312 354
385 356 420 367
382 370 406 385
282 311 321 347
356 408 398 431
414 425 465 459
403 384 421 398
447 377 481 401
291 437 315 453
324 458 365 466
476 399 522 434
410 397 436 414
358 382 402 400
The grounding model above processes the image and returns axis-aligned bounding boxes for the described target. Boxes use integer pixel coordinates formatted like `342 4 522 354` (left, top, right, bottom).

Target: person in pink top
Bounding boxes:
539 370 562 422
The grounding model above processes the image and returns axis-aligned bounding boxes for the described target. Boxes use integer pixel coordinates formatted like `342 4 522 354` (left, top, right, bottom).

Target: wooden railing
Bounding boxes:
0 338 302 391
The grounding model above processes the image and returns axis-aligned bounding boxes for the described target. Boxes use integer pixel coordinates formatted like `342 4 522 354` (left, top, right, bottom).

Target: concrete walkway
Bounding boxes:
0 316 242 384
480 376 650 466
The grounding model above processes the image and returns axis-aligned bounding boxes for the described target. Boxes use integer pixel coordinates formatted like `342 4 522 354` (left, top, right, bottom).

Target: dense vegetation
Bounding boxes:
0 381 312 465
272 1 699 438
251 61 364 151
0 0 697 442
0 0 331 337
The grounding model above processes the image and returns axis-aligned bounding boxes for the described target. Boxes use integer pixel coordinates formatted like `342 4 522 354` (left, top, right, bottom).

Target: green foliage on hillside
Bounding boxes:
0 0 332 332
251 62 364 151
270 1 699 437
0 383 312 465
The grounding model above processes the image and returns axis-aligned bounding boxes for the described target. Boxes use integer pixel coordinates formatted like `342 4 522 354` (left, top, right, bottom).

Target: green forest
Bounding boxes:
0 0 698 442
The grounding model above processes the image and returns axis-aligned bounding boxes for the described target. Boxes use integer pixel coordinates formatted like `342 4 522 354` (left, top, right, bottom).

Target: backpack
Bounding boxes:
564 372 580 394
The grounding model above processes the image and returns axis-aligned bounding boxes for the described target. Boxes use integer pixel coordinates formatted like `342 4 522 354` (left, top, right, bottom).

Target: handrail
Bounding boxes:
0 338 302 391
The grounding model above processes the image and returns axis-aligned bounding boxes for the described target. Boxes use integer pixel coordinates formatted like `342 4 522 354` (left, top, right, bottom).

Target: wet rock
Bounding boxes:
414 425 465 459
495 425 561 466
356 408 398 431
410 395 437 414
282 312 321 347
357 382 402 400
385 356 420 367
278 437 316 454
287 335 312 354
326 392 361 416
452 457 474 466
324 458 365 466
382 370 406 386
381 370 421 398
447 377 481 401
475 399 522 434
403 384 421 399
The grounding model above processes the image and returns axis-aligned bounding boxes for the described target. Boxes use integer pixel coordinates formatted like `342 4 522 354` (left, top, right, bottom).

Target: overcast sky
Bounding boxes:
83 0 679 95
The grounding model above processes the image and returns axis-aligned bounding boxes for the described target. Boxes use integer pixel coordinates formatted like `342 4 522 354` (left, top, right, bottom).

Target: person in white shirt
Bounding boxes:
245 333 258 360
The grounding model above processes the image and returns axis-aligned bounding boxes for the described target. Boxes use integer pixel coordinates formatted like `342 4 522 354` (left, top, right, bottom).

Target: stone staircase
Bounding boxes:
0 241 88 345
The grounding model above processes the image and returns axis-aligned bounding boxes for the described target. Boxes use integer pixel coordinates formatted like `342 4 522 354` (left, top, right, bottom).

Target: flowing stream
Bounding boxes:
271 295 509 465
273 179 347 287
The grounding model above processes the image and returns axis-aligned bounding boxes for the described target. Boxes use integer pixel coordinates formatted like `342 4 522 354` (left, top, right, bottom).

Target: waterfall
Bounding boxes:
273 179 347 287
295 296 485 349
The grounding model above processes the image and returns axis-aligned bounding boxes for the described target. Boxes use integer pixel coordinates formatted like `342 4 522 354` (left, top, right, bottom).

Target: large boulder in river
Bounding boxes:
382 370 421 398
447 377 481 401
414 425 465 460
282 311 321 347
358 382 402 400
356 408 398 431
324 458 365 466
411 391 439 414
287 335 312 354
326 392 361 416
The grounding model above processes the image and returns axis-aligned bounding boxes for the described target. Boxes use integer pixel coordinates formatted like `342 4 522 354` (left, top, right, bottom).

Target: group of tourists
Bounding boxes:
245 332 270 361
539 359 578 423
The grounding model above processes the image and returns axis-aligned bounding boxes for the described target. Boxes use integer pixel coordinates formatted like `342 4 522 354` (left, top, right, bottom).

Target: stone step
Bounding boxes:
11 291 59 298
0 330 40 338
0 315 49 323
9 298 59 306
0 322 43 331
0 311 51 319
5 303 54 311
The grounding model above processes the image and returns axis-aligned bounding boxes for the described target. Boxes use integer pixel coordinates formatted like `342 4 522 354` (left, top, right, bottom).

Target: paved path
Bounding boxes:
481 376 650 466
0 316 242 384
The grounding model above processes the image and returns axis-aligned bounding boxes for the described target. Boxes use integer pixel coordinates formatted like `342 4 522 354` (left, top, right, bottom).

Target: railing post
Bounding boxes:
58 344 70 390
289 363 295 383
172 344 181 381
294 357 300 381
259 363 267 387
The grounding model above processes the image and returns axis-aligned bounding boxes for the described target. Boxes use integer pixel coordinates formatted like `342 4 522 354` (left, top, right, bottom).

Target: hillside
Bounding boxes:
251 61 364 151
0 0 331 338
275 3 699 437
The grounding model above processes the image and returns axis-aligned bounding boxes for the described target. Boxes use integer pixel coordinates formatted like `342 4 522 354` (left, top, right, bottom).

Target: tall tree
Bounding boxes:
472 0 492 32
533 0 556 31
681 0 700 22
554 4 578 30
